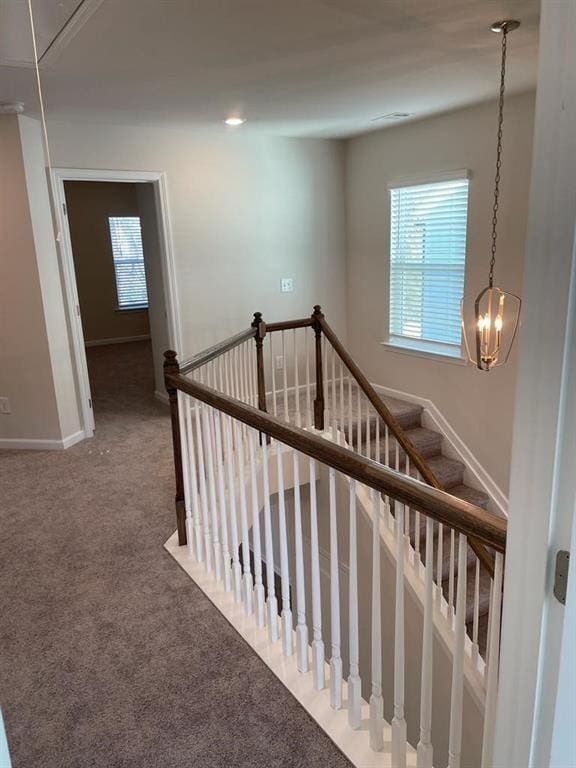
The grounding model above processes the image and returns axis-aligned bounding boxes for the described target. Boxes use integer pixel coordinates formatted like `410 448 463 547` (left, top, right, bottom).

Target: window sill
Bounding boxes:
115 306 149 313
381 337 468 366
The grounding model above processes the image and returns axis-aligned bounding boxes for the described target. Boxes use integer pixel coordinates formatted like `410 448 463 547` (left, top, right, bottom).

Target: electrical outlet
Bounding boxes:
275 355 284 370
0 397 10 414
280 277 294 293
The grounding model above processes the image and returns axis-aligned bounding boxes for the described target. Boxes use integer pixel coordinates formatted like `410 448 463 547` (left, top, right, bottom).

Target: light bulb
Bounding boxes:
495 315 503 332
224 117 245 126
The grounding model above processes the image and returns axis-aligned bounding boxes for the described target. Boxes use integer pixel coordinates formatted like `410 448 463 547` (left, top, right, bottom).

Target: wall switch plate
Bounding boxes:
280 278 294 293
0 397 10 414
275 355 284 370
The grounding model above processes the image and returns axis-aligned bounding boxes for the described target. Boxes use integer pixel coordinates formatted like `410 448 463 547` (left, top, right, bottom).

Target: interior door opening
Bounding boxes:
62 179 171 432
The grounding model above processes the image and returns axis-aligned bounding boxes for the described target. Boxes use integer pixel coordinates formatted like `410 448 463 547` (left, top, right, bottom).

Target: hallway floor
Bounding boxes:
0 341 351 768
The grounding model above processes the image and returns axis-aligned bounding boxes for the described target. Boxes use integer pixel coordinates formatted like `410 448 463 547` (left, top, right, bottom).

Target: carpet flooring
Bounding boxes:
0 341 352 768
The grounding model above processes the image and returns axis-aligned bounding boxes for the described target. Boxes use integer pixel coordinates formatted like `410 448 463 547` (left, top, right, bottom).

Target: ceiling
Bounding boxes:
0 0 540 138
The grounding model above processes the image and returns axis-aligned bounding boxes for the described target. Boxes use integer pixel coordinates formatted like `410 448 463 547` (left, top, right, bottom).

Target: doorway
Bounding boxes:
53 170 181 436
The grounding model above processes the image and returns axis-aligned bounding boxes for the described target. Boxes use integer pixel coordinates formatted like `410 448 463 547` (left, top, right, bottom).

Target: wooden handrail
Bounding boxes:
266 317 314 332
179 327 256 374
317 312 496 575
167 372 507 554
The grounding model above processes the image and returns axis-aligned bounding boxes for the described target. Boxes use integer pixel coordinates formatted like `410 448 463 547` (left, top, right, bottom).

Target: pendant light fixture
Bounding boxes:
462 20 522 371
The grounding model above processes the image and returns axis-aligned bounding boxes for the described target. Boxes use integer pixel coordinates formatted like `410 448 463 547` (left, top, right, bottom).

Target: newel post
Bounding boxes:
312 305 325 431
164 350 187 546
252 311 267 413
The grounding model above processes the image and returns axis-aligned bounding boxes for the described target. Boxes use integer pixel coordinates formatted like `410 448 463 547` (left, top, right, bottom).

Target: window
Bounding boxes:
108 216 148 310
387 175 469 358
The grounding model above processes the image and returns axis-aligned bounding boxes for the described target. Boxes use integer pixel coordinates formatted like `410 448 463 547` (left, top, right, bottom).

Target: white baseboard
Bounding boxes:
0 429 86 451
85 334 151 348
371 382 509 517
154 390 169 405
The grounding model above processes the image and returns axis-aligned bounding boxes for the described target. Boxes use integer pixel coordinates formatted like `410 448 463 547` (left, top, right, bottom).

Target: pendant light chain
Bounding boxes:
489 28 508 288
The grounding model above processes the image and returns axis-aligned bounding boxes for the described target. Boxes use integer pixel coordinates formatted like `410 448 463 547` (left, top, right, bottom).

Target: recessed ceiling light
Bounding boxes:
371 112 412 122
224 117 246 126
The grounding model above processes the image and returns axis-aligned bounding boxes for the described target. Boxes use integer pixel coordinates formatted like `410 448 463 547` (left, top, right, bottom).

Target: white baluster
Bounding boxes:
224 352 231 397
449 528 456 622
309 458 325 689
234 422 253 614
270 332 278 416
243 342 252 405
348 376 353 450
329 468 342 709
203 406 222 582
282 330 289 421
195 401 212 572
365 404 371 460
436 522 444 603
370 489 384 751
417 516 434 768
224 416 242 601
213 410 232 591
248 430 265 627
357 385 362 454
276 438 293 656
305 328 312 426
472 557 480 667
293 330 301 427
177 391 193 552
185 395 203 561
231 346 240 401
447 534 468 768
481 553 504 768
262 439 279 641
348 480 361 729
392 503 407 768
250 342 258 407
331 344 337 441
293 450 309 672
404 458 411 550
339 361 345 446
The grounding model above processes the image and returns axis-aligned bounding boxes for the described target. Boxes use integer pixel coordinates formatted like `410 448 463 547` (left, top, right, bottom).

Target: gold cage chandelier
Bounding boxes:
462 20 522 371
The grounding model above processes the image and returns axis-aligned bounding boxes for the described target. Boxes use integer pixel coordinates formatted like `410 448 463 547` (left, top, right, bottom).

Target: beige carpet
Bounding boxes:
0 341 351 768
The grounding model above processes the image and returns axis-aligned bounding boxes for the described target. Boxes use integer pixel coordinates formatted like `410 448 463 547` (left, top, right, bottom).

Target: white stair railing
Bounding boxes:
164 316 506 768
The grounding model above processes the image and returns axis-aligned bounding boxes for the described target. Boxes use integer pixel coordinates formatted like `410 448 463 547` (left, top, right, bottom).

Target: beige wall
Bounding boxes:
0 114 62 444
345 93 535 494
48 124 348 366
64 181 150 344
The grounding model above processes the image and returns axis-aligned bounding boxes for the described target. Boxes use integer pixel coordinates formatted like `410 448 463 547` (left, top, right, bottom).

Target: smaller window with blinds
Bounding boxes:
108 216 149 311
387 174 470 359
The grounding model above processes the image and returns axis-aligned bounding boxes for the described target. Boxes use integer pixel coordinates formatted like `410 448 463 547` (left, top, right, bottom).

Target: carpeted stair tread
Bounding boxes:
426 455 465 489
371 427 443 467
380 395 423 430
442 561 492 626
450 484 490 510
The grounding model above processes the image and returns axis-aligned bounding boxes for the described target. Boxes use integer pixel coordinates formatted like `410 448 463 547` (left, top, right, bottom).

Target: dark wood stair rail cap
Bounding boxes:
167 372 507 555
179 326 256 375
317 314 496 577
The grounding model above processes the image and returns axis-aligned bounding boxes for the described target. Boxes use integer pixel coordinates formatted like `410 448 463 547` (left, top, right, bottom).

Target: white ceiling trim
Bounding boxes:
39 0 107 68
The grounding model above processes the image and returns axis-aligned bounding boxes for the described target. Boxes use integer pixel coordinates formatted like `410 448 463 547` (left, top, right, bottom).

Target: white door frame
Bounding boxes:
52 168 182 437
493 1 576 765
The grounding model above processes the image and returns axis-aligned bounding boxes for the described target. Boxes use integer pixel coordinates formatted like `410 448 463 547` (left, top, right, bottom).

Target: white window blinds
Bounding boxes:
389 177 469 350
108 216 149 310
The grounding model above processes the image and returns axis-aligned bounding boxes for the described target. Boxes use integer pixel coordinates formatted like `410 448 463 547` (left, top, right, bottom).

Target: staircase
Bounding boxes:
163 306 507 768
277 384 495 651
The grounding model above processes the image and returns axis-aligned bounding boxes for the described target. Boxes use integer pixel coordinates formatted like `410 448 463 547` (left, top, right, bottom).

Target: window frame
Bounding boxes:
384 169 471 363
108 215 149 312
